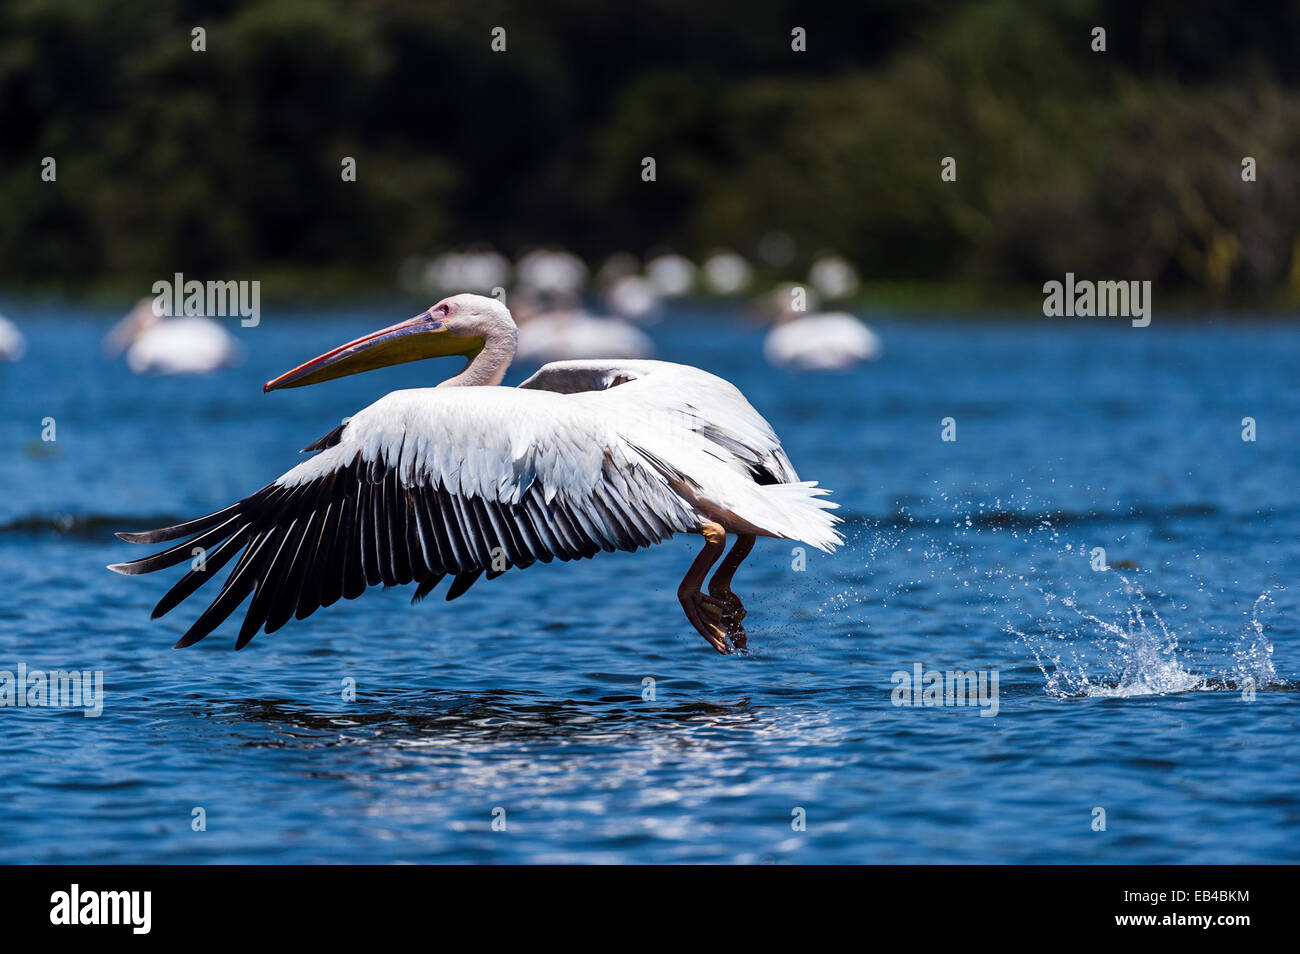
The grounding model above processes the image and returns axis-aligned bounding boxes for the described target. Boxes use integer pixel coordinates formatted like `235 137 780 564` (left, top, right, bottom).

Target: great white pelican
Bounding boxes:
110 294 841 654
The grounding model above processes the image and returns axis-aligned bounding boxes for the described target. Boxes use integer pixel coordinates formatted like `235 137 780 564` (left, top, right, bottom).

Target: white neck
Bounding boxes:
436 327 517 388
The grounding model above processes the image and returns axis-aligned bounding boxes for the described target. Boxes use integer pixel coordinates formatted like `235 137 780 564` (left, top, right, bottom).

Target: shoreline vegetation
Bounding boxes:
1 275 1293 321
3 2 1298 315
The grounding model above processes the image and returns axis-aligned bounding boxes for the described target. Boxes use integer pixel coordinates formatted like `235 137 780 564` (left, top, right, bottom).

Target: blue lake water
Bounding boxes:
0 302 1296 863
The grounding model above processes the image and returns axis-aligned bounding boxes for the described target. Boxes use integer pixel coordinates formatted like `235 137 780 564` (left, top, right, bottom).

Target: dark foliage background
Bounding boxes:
2 0 1297 304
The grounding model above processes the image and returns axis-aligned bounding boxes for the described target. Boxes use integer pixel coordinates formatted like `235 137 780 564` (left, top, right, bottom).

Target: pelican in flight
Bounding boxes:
105 299 240 375
110 294 841 655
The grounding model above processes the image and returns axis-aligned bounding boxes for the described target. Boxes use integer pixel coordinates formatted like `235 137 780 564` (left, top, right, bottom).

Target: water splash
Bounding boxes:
1010 578 1286 699
843 489 1289 700
1012 582 1194 698
1232 591 1280 692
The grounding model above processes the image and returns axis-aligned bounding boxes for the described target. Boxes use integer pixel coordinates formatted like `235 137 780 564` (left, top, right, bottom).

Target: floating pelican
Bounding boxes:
762 285 881 371
105 299 239 375
604 274 662 324
110 294 840 654
515 249 588 296
595 251 640 288
513 290 654 363
0 315 26 361
702 249 753 295
516 309 655 362
808 254 861 300
645 253 696 297
423 249 511 295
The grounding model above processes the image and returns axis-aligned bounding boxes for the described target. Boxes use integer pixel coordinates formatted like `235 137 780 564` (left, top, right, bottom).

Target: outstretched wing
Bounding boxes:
110 387 702 648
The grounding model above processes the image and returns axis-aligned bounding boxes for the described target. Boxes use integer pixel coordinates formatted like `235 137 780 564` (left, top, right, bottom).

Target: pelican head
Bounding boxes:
265 293 517 392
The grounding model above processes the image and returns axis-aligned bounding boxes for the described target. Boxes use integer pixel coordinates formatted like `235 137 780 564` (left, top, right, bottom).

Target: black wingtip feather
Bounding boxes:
173 630 207 649
445 570 482 601
114 502 243 545
116 529 161 544
410 573 445 604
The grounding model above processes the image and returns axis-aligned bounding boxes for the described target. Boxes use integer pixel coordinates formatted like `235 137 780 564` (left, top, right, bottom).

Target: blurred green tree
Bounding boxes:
0 0 1295 305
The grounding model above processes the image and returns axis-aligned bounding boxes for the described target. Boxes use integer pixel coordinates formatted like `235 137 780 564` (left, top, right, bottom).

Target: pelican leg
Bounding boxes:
707 533 755 652
678 521 733 654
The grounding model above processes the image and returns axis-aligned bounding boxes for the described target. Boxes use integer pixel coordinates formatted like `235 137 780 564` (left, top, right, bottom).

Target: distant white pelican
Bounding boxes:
702 249 753 295
110 294 840 654
765 313 881 370
512 289 653 363
0 315 26 361
808 254 861 300
423 249 511 294
762 285 881 371
595 251 640 287
515 249 588 296
604 274 662 324
516 309 655 362
645 253 696 297
105 299 239 375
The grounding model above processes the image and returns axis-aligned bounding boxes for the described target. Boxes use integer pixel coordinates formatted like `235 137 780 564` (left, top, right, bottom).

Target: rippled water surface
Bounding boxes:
1 303 1296 863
